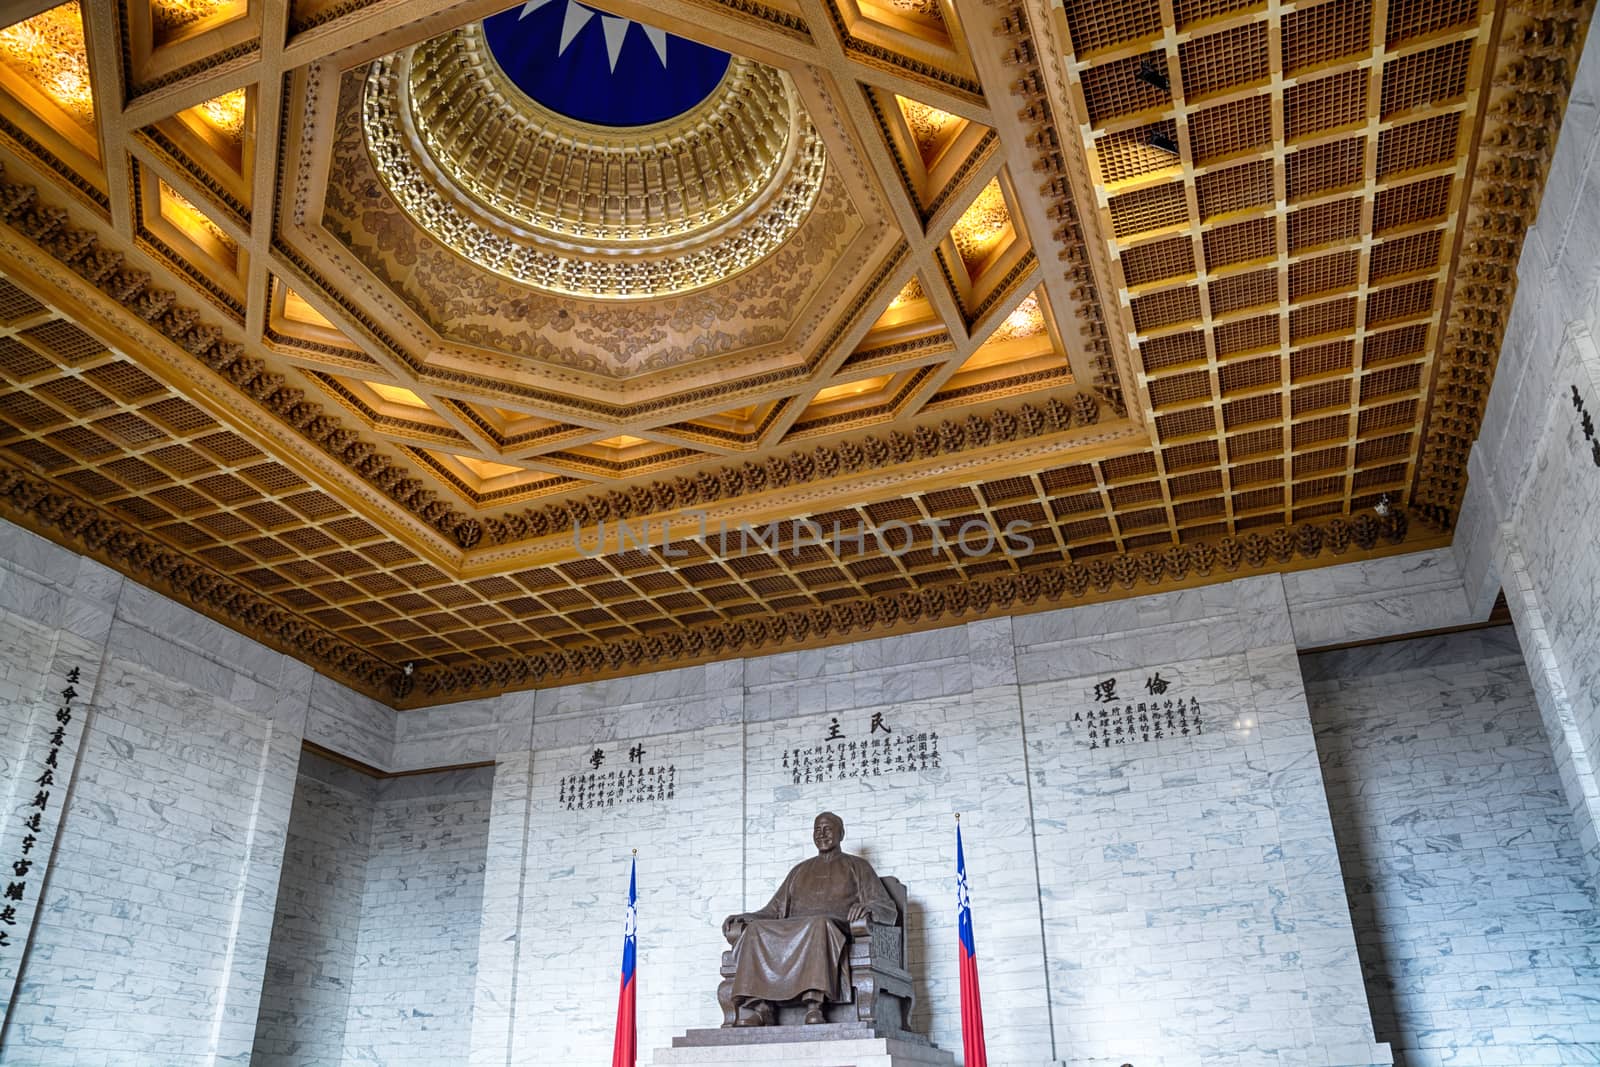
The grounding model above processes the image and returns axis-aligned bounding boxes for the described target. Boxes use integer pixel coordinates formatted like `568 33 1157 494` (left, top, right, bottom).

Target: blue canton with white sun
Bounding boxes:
482 0 733 128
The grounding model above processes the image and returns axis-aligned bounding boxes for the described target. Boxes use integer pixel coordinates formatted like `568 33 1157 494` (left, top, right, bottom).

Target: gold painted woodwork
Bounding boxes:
0 0 1589 706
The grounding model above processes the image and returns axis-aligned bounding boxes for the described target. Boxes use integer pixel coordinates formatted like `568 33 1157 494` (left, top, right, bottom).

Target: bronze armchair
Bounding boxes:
717 875 917 1031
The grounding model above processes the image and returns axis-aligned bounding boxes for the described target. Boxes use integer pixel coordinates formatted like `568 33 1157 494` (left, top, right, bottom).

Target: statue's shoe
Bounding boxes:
803 1009 825 1025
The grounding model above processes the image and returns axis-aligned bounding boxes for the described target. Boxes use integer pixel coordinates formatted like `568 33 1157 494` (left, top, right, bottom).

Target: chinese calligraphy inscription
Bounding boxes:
1079 670 1206 750
2 666 81 954
1571 385 1600 468
559 745 677 812
782 712 942 786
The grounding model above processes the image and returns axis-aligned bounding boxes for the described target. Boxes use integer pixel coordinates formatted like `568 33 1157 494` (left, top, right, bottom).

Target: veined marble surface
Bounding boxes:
1306 627 1600 1067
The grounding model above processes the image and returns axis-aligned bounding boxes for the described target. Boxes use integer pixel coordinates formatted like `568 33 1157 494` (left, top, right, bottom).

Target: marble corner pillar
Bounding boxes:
1494 535 1600 883
1244 576 1392 1067
0 542 119 1024
467 751 535 1066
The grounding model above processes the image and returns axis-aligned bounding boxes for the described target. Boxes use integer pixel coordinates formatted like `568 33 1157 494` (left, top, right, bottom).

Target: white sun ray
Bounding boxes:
641 25 668 66
516 0 673 70
557 2 595 54
600 15 629 71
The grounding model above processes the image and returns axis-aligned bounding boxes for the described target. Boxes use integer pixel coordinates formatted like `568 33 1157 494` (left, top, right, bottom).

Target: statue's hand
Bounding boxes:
846 903 871 923
722 914 749 942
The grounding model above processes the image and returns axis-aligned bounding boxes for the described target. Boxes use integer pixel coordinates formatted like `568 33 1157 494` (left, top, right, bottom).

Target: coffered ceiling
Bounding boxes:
0 0 1589 705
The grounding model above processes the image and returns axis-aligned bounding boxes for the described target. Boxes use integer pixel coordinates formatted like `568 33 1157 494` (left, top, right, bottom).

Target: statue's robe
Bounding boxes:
729 851 896 1005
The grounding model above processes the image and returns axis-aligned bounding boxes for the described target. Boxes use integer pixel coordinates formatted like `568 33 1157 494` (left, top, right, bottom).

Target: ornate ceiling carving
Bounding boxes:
0 0 1590 706
365 29 830 299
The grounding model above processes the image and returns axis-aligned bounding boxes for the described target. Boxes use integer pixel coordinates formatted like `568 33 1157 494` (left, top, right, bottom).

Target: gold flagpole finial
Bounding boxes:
954 812 961 822
632 848 638 857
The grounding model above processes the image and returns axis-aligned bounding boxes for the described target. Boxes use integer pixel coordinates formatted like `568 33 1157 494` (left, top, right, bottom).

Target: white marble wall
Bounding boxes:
740 652 1054 1063
340 767 493 1064
1449 14 1600 885
472 682 746 1064
1306 628 1600 1067
443 578 1392 1067
1016 579 1384 1067
0 521 399 1064
250 753 493 1067
251 753 376 1066
1 641 301 1064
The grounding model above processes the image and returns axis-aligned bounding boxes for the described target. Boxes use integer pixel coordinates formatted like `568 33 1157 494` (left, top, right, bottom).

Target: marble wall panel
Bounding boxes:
338 766 493 1065
1281 550 1475 650
1023 652 1373 1067
1306 628 1600 1067
505 724 745 1064
251 752 376 1066
1 655 298 1065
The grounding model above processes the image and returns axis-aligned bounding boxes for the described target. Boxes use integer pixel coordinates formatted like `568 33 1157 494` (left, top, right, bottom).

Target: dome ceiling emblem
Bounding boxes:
362 2 826 299
484 0 733 127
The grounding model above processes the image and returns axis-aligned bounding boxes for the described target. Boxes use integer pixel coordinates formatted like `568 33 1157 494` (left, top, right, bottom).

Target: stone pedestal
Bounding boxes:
650 1023 956 1067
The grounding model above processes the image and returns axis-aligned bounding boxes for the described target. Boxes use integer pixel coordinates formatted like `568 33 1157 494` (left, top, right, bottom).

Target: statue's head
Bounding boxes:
813 811 844 853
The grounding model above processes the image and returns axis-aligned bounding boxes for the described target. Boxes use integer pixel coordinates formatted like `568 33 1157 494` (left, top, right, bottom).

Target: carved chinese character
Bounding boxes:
1145 672 1169 695
629 744 645 764
870 712 891 735
1093 678 1118 703
826 717 844 741
589 749 606 770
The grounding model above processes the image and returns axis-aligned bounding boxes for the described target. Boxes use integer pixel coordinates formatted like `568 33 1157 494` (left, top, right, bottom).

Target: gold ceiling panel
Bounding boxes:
0 0 1589 704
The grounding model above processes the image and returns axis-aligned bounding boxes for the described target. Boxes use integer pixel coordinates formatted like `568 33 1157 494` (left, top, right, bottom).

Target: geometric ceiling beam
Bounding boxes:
81 0 132 236
898 264 1048 411
244 65 284 342
0 213 467 570
1 0 65 26
958 0 1136 412
121 61 265 130
458 415 1145 576
622 426 761 460
125 140 250 248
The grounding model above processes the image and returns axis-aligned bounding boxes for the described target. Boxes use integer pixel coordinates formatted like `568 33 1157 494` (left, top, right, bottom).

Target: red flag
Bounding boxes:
612 856 638 1067
956 822 988 1066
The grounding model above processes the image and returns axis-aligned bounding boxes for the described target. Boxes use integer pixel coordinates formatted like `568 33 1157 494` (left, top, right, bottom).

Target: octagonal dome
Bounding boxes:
362 8 826 299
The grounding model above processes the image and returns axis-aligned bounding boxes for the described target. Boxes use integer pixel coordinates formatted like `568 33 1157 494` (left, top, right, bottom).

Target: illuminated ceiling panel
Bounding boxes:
0 0 1581 705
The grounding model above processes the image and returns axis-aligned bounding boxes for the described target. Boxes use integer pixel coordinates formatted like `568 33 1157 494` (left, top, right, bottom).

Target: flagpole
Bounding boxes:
956 812 989 1067
612 850 638 1067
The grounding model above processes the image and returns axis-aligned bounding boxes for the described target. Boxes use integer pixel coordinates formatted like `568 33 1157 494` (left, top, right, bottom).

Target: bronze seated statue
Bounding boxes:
718 812 917 1032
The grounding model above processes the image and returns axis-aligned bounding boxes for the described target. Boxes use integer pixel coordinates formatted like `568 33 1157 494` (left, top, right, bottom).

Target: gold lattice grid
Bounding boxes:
1063 0 1491 539
1 289 1372 669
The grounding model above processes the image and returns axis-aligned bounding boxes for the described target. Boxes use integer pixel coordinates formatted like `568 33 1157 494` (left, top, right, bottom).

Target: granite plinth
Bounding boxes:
652 1025 955 1066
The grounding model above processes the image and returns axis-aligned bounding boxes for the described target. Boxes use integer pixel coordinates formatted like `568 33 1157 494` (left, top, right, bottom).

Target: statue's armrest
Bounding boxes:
848 915 895 939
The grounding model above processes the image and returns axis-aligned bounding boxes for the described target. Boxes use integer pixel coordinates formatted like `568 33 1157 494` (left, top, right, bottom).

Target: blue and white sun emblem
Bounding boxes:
956 869 970 916
515 0 669 72
482 0 733 128
623 900 637 939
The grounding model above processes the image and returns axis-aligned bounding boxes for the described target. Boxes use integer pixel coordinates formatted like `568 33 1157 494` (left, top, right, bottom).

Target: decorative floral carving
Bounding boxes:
414 508 1415 701
325 70 857 377
0 463 396 692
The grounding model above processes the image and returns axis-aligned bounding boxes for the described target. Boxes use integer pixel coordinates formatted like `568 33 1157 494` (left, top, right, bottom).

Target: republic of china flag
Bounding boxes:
612 855 638 1067
956 818 989 1066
